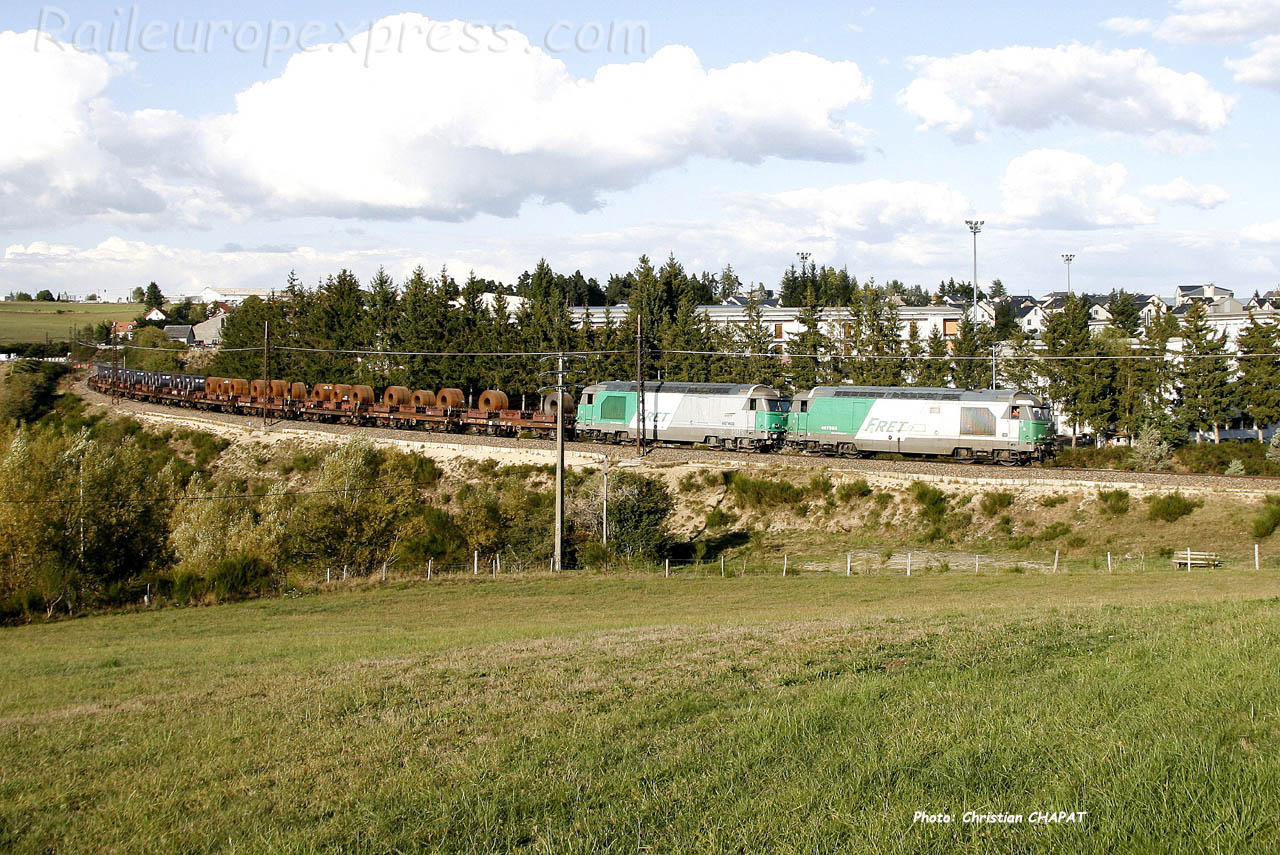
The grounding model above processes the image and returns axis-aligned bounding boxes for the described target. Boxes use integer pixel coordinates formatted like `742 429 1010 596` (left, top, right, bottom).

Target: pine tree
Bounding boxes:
737 291 778 387
788 288 828 390
717 264 741 302
1042 294 1095 444
1107 291 1142 336
1235 312 1280 441
358 267 399 387
1176 300 1233 443
917 327 951 387
143 282 165 309
659 291 710 381
950 316 992 390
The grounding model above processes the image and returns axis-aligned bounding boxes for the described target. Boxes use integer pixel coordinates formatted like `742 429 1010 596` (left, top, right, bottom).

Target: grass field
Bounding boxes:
3 572 1280 853
0 302 144 345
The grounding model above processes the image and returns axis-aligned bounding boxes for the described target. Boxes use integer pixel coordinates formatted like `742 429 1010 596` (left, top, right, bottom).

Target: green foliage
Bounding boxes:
0 361 68 423
1252 496 1280 539
209 554 275 601
909 482 948 524
1038 494 1068 507
606 472 674 561
1098 489 1130 517
979 491 1014 517
1225 459 1246 476
1131 423 1173 471
836 479 872 503
1038 521 1073 541
727 473 805 508
705 507 737 530
1147 492 1202 523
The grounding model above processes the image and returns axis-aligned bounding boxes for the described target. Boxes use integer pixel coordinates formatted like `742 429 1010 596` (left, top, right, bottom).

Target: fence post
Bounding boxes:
497 554 502 575
1107 552 1112 574
427 558 432 580
1187 546 1192 573
326 567 331 584
1256 543 1260 571
720 555 725 577
474 551 478 575
975 554 979 574
1053 551 1059 574
846 553 851 577
665 558 670 578
783 554 788 577
907 553 912 576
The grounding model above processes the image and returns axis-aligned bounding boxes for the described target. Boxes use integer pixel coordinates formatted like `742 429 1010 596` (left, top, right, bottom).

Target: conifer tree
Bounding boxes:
950 315 993 390
1235 312 1280 441
788 288 828 390
916 327 951 387
1176 300 1232 443
357 267 399 387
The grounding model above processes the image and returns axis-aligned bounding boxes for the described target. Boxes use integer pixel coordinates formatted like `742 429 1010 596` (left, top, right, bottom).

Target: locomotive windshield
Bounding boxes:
765 399 790 412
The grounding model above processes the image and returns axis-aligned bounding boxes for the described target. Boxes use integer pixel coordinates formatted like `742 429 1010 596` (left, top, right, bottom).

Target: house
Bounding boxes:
200 286 278 305
1015 304 1048 337
1174 283 1233 306
163 325 196 346
192 312 229 346
143 307 168 322
110 320 136 340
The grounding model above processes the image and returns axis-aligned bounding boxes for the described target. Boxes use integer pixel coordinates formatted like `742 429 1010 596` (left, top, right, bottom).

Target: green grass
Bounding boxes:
3 573 1280 853
0 301 144 345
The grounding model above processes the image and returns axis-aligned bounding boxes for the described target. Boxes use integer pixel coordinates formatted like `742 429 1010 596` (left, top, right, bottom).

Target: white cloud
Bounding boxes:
1101 17 1155 36
1242 219 1280 242
898 44 1234 142
1226 34 1280 89
999 149 1155 229
1140 177 1230 208
0 15 875 227
1154 0 1280 44
724 180 971 244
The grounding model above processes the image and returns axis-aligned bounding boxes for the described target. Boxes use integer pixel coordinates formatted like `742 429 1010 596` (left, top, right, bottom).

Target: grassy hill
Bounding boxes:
0 301 144 346
2 572 1278 853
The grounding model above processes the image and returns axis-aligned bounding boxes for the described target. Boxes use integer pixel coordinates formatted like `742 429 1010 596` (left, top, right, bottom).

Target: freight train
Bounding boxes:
89 365 1056 464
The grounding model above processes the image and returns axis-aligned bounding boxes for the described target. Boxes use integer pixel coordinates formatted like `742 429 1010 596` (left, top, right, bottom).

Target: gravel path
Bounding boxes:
77 382 1280 494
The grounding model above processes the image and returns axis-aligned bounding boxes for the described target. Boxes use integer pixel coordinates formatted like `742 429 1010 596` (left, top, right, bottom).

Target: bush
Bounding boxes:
1130 424 1172 471
979 491 1014 517
836 479 872 502
607 472 675 561
1146 492 1202 523
1252 496 1280 539
910 482 948 524
806 474 833 497
705 507 737 530
1038 494 1068 507
1225 459 1246 476
1038 521 1072 541
726 473 804 508
1097 489 1130 517
209 554 275 601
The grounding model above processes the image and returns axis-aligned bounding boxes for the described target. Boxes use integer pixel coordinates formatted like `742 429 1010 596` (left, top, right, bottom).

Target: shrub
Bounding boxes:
209 554 275 601
726 473 804 508
836 479 872 502
979 491 1014 517
1225 459 1246 476
677 471 703 493
607 472 675 561
1252 496 1280 539
1097 489 1130 517
1146 492 1202 523
806 474 833 497
705 507 737 530
1038 521 1072 541
1269 431 1280 462
1130 424 1172 471
1039 494 1068 507
910 482 949 524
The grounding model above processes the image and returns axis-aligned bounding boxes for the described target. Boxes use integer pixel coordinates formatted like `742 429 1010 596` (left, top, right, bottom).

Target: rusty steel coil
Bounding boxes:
410 389 436 408
228 379 250 396
542 390 575 416
269 380 289 397
205 376 224 395
383 386 411 406
333 384 353 402
250 379 270 397
289 382 307 400
311 383 335 402
350 385 375 405
477 389 509 411
436 388 465 409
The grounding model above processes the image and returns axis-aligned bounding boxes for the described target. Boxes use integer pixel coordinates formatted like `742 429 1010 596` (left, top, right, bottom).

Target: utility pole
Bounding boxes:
262 319 271 428
1061 253 1075 295
636 314 645 457
965 219 984 307
554 352 566 572
601 459 609 548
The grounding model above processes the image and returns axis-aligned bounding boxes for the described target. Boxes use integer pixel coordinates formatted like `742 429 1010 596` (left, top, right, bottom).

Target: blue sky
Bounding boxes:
2 1 1278 300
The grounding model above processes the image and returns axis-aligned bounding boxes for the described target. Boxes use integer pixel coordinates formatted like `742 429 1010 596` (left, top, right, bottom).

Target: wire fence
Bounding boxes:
312 544 1265 586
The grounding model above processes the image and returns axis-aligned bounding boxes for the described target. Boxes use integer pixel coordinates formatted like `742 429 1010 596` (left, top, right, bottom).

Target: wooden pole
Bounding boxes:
1187 546 1192 573
846 553 851 576
907 553 912 576
783 554 788 576
636 315 645 457
720 555 725 577
428 558 432 580
554 353 565 574
474 551 478 575
1107 552 1112 573
1256 543 1260 571
664 558 670 578
1053 550 1059 573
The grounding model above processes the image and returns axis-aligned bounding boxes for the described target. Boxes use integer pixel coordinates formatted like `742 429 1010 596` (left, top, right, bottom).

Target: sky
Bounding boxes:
2 0 1279 300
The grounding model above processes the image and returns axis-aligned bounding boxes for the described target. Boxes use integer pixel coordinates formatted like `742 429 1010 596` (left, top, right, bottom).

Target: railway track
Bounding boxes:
75 381 1280 493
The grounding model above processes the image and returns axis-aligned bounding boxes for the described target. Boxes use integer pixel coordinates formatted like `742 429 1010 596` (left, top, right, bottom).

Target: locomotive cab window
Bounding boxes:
748 399 758 411
583 393 594 405
600 395 625 420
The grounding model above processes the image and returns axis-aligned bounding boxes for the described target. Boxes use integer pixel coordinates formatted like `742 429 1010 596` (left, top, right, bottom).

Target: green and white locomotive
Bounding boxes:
786 386 1055 464
575 382 790 450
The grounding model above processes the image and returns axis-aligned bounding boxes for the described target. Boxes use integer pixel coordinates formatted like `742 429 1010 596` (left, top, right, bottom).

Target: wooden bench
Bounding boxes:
1171 550 1221 569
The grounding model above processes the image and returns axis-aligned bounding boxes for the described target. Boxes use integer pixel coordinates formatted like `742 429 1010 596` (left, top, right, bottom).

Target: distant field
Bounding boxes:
2 571 1278 853
0 302 144 346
